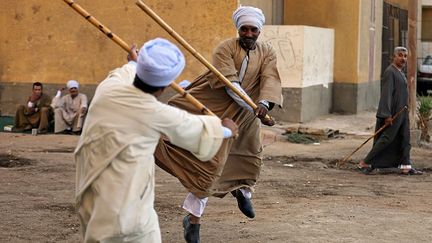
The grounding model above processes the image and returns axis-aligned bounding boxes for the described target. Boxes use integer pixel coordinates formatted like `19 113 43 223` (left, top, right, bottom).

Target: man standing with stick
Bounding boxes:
153 6 282 242
357 47 422 175
75 38 238 242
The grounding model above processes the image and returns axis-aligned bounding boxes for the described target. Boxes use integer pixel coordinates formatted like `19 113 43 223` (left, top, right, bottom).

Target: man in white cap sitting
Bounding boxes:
74 38 238 243
51 80 88 134
153 6 282 243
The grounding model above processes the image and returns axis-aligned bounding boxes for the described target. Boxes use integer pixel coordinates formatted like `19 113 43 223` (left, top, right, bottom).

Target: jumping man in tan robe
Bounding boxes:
154 6 282 243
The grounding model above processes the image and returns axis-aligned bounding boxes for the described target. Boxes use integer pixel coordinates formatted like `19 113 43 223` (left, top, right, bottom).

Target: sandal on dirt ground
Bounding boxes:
357 165 374 175
400 168 423 175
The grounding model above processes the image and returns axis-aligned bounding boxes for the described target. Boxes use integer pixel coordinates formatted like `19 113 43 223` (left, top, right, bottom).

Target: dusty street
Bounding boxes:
1 111 432 242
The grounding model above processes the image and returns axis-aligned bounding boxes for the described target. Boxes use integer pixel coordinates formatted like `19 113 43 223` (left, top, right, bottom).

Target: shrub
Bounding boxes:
417 95 432 142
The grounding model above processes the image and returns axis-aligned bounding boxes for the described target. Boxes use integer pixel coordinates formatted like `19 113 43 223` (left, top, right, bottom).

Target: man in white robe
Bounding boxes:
74 38 238 243
51 80 88 134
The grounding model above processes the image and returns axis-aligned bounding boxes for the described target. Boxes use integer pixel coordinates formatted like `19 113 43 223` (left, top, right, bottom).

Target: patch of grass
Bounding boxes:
417 95 432 142
418 95 432 116
285 133 319 144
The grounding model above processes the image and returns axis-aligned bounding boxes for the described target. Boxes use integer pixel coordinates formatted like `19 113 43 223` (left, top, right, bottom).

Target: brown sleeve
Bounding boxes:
208 39 239 89
23 96 32 114
258 44 282 106
38 93 53 108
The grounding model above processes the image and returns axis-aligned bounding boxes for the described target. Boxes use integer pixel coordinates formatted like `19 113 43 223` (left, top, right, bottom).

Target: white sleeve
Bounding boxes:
225 82 253 111
222 126 232 138
94 62 137 98
80 94 88 109
50 92 63 109
102 62 137 86
155 104 224 161
178 80 191 89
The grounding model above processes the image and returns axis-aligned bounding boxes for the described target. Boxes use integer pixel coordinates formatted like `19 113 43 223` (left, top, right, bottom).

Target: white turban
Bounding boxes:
232 6 265 31
67 80 79 89
136 38 185 87
394 46 407 54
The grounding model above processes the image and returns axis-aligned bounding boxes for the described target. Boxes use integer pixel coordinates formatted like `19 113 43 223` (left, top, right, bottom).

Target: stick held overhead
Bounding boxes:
63 0 130 52
61 0 216 116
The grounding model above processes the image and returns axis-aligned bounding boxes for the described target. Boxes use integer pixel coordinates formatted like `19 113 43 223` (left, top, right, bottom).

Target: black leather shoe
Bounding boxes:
231 189 255 218
183 215 200 243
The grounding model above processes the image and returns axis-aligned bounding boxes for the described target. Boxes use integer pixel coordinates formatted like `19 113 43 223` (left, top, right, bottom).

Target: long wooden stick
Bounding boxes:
135 0 272 120
336 106 408 167
62 0 215 116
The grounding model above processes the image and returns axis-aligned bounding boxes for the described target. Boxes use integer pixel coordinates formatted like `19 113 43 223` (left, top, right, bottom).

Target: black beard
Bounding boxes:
239 36 257 50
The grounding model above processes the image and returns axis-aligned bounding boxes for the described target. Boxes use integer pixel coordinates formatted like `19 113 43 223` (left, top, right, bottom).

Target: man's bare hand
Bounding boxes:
28 107 36 114
384 117 393 127
254 104 275 126
221 118 238 137
260 116 275 126
29 93 40 103
81 107 87 115
127 44 138 62
254 104 268 119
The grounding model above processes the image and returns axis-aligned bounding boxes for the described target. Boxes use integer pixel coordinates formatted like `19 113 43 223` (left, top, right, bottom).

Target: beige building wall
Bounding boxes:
420 1 432 60
357 0 383 84
284 0 359 85
260 26 334 89
240 0 273 23
283 0 382 85
239 0 285 25
261 25 334 122
0 0 237 85
283 0 414 113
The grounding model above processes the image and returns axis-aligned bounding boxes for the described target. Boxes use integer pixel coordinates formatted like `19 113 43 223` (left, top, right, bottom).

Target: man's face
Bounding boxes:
238 25 260 50
393 51 408 69
32 85 42 97
69 87 78 98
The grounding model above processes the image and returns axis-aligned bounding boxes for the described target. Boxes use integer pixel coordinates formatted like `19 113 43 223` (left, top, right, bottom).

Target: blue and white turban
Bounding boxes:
232 6 265 31
136 38 185 87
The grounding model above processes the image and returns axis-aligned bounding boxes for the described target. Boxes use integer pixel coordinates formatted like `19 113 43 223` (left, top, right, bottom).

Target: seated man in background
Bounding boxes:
51 80 88 134
14 82 52 133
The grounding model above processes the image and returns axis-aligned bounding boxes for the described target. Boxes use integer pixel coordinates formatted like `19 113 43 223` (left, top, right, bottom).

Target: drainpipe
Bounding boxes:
368 0 376 85
407 0 418 127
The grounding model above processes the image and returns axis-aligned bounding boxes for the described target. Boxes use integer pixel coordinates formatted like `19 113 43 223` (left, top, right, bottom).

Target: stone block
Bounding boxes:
261 25 334 122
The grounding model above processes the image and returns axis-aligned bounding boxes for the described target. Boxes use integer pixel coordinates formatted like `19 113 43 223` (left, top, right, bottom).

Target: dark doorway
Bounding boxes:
381 2 408 78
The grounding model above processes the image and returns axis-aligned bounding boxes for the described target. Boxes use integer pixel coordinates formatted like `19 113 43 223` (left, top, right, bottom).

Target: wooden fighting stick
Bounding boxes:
62 0 215 117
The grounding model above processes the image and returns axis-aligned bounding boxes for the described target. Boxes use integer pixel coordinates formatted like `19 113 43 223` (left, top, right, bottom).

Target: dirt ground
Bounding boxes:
1 111 432 243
